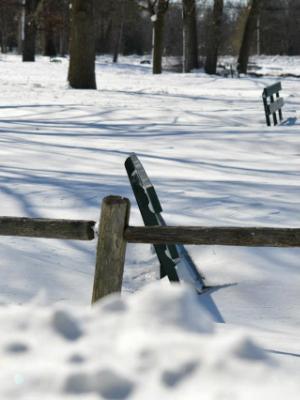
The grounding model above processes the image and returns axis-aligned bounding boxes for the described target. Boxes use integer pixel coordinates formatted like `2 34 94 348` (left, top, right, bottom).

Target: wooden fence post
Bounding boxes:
91 196 130 304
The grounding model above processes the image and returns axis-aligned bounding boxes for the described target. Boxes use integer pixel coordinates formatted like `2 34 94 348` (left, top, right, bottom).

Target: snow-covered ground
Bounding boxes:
0 54 299 397
1 283 299 399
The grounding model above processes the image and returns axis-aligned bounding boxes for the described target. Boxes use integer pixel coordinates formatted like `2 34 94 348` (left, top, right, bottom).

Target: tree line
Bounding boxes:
0 0 299 89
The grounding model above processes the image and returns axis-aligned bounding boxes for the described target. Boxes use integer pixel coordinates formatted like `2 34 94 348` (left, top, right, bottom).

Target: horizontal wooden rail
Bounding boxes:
0 217 95 240
124 226 300 247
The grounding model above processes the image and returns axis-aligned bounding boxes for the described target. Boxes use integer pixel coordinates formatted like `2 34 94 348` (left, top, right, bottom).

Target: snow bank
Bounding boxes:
0 283 298 399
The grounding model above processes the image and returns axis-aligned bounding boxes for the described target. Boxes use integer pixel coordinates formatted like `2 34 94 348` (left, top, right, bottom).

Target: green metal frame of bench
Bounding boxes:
125 153 205 293
262 82 284 126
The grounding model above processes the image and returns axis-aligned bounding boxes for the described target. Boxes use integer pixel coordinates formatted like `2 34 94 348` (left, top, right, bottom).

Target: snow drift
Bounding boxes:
0 283 298 399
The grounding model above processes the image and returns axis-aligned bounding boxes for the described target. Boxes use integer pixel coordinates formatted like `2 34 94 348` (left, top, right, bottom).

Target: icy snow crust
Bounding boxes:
0 54 299 394
1 283 299 399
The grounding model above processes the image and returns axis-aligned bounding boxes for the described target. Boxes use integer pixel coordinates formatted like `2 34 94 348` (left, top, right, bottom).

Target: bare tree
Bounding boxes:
112 0 126 63
68 0 96 89
237 0 262 74
204 0 224 74
37 0 70 57
182 0 198 72
22 0 43 61
138 0 169 74
0 0 19 53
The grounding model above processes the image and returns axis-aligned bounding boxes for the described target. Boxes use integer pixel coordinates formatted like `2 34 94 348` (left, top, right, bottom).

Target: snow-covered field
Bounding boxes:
0 54 299 398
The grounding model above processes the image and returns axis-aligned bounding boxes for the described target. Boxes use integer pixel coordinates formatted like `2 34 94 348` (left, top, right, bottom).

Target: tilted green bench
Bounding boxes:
262 82 284 126
125 153 205 293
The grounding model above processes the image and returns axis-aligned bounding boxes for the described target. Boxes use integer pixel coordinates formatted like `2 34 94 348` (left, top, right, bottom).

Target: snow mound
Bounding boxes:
0 283 298 399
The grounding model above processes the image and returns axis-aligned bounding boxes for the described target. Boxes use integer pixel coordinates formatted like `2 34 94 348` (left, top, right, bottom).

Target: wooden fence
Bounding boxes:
0 199 127 304
95 196 300 293
1 195 300 303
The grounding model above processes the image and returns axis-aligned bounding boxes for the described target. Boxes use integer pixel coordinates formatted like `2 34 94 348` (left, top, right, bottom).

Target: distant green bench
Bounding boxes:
262 82 284 126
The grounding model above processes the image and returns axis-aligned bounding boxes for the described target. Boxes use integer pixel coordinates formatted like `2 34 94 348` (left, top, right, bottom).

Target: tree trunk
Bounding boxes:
204 0 223 75
182 0 198 72
237 0 261 74
44 27 57 58
0 4 8 54
152 14 164 74
68 0 96 89
112 0 125 63
59 29 68 57
1 30 8 54
18 5 25 55
22 0 39 62
151 0 169 75
59 0 69 57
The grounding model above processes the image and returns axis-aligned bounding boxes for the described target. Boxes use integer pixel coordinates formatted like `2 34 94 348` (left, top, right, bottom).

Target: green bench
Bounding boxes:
125 154 205 293
262 82 284 126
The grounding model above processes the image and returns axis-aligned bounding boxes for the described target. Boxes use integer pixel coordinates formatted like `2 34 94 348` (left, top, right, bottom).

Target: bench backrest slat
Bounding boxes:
268 97 284 115
263 82 282 97
125 155 163 214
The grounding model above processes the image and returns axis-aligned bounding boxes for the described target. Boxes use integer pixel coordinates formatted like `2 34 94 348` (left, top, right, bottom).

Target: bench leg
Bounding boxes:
270 95 278 125
276 92 283 122
263 96 271 126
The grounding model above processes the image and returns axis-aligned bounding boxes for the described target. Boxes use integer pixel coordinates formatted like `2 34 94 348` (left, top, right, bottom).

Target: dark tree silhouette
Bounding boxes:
22 0 42 62
204 0 224 75
68 0 96 89
138 0 169 74
182 0 198 72
237 0 262 74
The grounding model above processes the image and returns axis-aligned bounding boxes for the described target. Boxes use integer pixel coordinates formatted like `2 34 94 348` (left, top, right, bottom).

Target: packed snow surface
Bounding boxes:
0 54 299 396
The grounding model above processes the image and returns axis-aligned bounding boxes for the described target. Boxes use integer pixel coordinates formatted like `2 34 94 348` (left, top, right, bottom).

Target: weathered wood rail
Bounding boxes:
97 196 300 292
124 226 300 247
0 198 127 305
0 217 95 240
1 195 299 304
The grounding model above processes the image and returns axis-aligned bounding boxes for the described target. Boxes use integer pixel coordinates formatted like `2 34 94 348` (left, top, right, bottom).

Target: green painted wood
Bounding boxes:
268 97 284 115
125 154 206 291
263 82 282 97
125 154 179 282
125 155 162 214
262 81 284 126
277 91 283 120
262 95 271 126
270 94 278 125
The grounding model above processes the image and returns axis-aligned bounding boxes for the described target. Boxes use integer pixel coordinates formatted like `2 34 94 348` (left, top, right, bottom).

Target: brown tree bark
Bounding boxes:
237 0 262 74
44 26 56 57
204 0 223 75
0 1 9 53
151 0 169 74
59 0 70 57
112 0 125 63
182 0 198 72
68 0 96 89
22 0 41 62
